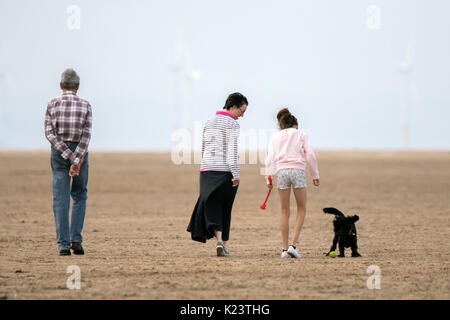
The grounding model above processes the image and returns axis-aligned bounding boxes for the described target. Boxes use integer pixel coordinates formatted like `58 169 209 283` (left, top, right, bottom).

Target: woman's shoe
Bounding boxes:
222 245 231 257
216 242 225 256
287 245 301 259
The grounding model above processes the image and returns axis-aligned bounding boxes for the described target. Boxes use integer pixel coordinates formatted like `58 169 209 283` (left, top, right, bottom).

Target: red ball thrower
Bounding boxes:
260 176 273 210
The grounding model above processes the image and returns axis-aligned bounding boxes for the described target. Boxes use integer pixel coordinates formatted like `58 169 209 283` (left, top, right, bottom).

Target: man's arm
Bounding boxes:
44 104 73 160
72 104 92 166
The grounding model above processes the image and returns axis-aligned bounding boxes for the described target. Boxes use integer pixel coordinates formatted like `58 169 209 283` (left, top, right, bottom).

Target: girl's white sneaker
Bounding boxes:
287 245 301 259
281 250 290 258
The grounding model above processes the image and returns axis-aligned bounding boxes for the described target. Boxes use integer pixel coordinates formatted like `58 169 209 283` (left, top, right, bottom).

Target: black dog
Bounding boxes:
323 207 361 257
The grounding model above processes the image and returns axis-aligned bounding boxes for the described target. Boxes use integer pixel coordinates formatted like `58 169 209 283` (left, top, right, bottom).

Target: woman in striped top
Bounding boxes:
187 93 248 257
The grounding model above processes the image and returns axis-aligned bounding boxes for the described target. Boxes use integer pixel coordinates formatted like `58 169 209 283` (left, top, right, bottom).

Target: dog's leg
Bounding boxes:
338 242 345 257
326 234 338 256
351 239 361 257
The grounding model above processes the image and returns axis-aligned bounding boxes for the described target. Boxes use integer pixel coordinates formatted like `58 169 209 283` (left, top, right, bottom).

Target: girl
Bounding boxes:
265 108 320 259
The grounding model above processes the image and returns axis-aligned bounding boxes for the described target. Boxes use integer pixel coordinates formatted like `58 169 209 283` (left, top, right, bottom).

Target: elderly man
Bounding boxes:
45 68 92 256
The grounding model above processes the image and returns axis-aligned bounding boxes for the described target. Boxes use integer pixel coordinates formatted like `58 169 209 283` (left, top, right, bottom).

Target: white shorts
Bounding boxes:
276 169 306 189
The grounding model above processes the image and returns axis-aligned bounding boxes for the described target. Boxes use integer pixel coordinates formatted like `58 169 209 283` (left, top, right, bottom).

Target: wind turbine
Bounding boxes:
397 39 415 150
169 32 201 132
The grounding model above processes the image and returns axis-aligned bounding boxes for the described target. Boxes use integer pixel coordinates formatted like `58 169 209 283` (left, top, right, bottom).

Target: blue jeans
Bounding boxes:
50 144 89 250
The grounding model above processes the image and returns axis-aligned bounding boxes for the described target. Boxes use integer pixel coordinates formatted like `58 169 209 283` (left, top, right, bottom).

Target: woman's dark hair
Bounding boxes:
223 92 248 110
277 108 298 129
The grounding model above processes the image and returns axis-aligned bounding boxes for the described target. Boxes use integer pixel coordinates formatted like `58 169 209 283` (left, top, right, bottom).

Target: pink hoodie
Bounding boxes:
265 128 320 182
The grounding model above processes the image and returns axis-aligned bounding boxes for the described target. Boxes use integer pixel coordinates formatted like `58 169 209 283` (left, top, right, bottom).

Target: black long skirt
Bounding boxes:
187 171 238 243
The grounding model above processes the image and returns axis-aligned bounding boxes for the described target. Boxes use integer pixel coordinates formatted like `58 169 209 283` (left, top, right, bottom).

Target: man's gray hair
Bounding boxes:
61 68 80 89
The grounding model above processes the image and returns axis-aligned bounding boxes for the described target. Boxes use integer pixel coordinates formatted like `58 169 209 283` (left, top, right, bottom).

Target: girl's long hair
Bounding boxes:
277 108 298 129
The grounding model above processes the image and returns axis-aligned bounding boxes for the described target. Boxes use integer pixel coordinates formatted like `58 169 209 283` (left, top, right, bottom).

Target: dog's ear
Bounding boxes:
350 215 359 222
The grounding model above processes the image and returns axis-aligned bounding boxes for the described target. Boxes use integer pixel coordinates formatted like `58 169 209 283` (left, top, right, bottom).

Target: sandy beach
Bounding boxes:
0 151 449 299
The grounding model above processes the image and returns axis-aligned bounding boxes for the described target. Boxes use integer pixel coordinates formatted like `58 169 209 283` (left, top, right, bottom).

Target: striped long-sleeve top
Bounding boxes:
44 91 92 166
200 111 240 180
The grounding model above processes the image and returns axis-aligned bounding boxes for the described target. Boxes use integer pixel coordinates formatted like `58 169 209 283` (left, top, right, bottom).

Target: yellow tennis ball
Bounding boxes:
329 251 336 258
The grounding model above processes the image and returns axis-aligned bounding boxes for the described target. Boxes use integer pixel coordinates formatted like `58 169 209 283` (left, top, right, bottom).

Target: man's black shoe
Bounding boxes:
71 242 84 255
59 249 71 256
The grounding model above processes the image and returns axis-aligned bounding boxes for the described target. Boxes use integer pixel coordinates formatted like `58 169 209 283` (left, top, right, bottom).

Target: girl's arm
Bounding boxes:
303 133 320 180
265 135 275 184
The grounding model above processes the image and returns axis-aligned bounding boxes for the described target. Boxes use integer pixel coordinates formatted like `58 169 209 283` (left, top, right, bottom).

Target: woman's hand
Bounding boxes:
232 179 240 187
313 179 320 187
267 183 273 190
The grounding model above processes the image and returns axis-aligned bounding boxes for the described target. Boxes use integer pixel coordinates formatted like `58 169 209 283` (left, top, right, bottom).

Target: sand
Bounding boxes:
0 151 449 299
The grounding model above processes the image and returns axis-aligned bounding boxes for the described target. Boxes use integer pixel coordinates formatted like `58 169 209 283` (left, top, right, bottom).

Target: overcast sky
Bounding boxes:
0 0 449 151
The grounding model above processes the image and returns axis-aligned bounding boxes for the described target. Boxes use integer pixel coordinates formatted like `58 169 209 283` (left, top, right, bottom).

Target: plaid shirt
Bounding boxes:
44 91 92 166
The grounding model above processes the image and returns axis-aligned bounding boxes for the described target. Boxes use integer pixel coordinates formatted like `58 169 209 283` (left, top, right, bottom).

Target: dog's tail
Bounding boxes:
323 207 344 216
